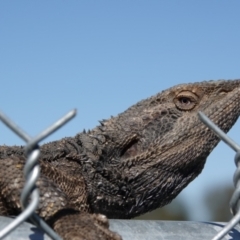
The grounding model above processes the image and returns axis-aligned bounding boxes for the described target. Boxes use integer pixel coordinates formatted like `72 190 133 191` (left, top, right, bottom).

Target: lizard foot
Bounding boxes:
53 212 122 240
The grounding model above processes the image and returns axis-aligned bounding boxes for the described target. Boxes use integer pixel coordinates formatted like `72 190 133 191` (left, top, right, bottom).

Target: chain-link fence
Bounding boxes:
0 109 77 240
0 110 239 239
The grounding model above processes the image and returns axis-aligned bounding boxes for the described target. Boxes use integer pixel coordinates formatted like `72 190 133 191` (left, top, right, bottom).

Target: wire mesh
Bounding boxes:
0 109 238 239
198 111 240 240
0 109 76 239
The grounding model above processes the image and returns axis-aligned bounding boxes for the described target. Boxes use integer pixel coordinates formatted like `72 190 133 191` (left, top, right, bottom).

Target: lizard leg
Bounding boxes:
0 156 121 240
52 210 121 240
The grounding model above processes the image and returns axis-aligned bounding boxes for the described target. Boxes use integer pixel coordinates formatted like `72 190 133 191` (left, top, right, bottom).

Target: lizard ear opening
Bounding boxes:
120 139 139 159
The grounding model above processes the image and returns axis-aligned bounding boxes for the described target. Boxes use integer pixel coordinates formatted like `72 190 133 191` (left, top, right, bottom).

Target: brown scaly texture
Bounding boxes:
0 79 240 239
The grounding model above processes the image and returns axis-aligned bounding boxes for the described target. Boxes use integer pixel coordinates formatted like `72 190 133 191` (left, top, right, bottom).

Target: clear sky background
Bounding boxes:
0 1 240 221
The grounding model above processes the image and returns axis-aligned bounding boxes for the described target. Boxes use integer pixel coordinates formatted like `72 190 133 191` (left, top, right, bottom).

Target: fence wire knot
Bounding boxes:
198 111 240 240
0 109 76 240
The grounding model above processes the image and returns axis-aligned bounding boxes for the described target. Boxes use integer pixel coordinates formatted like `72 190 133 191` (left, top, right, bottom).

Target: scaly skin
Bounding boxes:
0 79 240 239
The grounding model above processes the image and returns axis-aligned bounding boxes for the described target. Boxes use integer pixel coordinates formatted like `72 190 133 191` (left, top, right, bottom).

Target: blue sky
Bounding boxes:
1 1 240 220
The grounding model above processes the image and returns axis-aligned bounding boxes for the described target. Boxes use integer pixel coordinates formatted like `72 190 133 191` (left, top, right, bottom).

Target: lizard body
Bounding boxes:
0 79 240 239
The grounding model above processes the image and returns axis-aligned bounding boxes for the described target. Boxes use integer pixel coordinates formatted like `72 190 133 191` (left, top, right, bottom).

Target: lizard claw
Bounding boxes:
53 212 122 240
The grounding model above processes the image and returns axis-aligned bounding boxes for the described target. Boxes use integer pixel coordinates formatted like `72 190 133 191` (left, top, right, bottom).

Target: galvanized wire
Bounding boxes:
0 108 238 239
198 111 240 240
0 109 76 239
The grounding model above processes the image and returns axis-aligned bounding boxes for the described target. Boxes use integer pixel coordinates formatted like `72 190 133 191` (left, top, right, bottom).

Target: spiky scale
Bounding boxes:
0 79 240 239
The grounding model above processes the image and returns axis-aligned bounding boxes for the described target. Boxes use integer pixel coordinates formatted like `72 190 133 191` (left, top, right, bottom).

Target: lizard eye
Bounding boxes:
179 97 191 105
174 91 199 111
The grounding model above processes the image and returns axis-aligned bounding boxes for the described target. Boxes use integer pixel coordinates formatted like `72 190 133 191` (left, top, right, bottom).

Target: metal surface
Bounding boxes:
109 220 240 240
0 217 239 240
0 217 51 240
198 112 240 240
0 109 77 239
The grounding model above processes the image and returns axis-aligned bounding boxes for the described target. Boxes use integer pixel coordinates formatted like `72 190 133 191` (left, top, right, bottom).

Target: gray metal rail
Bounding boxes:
0 218 239 240
0 109 238 239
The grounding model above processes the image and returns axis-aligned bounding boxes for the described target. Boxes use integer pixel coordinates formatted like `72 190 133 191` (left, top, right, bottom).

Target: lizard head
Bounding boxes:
80 79 240 218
